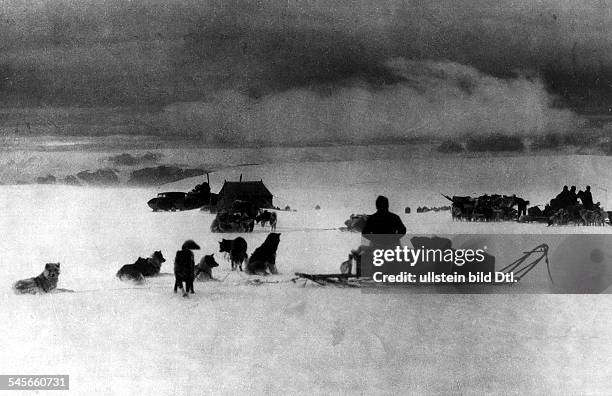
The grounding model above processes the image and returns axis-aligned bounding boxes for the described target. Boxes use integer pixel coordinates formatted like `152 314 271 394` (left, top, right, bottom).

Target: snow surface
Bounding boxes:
2 156 612 394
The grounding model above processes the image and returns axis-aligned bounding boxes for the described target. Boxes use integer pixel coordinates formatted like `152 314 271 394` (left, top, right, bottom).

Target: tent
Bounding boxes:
216 180 274 212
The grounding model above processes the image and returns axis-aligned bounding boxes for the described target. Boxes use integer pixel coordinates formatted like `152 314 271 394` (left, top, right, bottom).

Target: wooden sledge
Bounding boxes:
292 244 551 288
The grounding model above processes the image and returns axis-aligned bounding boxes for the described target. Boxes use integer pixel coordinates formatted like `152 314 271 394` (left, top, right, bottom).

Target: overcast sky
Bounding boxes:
0 0 610 144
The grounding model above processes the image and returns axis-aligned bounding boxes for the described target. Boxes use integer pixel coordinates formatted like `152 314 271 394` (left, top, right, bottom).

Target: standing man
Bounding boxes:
579 185 594 210
516 197 529 218
569 186 578 206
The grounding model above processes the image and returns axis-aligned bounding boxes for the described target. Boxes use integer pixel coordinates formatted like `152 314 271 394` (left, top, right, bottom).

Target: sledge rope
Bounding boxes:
69 285 168 294
279 227 339 232
64 275 293 293
219 271 233 282
219 269 293 285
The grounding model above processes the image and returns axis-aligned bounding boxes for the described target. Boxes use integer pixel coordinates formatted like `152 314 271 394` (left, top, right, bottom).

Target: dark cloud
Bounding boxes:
0 0 609 143
0 0 609 106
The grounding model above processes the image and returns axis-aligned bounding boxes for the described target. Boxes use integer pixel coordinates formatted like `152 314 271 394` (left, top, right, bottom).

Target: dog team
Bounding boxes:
12 233 281 297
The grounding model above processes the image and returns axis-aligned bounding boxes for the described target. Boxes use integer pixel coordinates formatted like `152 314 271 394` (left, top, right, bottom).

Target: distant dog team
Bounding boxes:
256 210 277 231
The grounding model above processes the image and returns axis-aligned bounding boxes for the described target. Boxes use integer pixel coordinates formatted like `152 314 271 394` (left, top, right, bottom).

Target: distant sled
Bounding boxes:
148 192 188 211
148 190 218 212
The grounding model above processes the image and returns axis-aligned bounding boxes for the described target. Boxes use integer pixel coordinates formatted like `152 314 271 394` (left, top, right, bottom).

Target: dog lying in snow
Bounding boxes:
116 251 166 284
13 263 73 294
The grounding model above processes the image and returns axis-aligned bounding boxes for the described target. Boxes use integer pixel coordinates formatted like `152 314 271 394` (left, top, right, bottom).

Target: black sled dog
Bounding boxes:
245 233 281 275
219 237 248 271
174 240 200 296
116 251 166 284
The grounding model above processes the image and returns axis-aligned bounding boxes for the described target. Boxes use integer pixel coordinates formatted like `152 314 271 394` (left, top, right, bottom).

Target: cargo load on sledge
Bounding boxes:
442 194 528 222
520 186 611 226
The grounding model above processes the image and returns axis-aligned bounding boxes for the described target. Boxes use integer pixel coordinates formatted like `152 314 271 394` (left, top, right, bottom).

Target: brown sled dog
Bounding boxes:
13 263 73 294
195 254 220 281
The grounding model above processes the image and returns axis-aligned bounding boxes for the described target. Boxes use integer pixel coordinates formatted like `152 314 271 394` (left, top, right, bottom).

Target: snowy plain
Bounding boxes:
2 153 612 394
